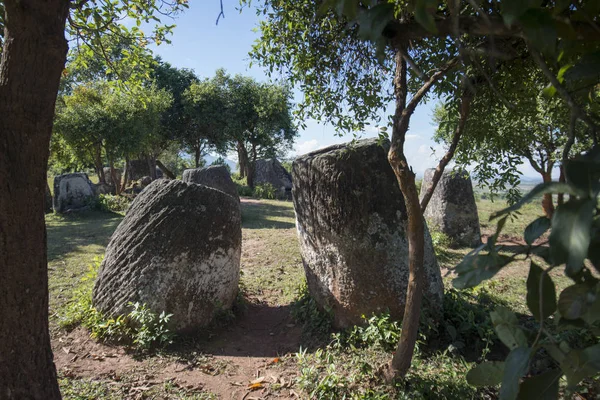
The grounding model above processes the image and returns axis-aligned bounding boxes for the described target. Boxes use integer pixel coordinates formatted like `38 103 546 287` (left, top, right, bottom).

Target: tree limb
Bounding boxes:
529 48 598 136
385 16 600 43
420 89 472 212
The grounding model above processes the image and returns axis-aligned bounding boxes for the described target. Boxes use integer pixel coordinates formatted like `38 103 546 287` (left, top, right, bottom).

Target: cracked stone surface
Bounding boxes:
292 138 443 328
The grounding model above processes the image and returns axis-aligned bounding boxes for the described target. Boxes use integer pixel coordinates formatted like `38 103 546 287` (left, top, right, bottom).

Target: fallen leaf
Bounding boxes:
248 382 263 390
250 376 265 385
62 347 71 355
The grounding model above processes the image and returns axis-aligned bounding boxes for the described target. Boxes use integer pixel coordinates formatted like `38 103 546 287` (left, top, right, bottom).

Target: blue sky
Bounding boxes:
150 1 542 179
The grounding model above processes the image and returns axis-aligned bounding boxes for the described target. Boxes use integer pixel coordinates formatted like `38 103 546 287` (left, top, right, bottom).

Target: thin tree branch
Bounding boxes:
216 0 225 25
529 48 598 136
405 57 459 114
420 89 472 212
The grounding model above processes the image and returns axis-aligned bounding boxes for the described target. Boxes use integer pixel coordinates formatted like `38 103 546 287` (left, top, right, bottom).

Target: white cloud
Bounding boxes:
406 134 419 140
295 139 320 155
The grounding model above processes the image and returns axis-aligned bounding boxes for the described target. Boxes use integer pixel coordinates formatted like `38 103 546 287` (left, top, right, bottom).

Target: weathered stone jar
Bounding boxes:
419 168 482 247
53 172 96 213
292 138 443 328
92 179 242 333
182 165 238 200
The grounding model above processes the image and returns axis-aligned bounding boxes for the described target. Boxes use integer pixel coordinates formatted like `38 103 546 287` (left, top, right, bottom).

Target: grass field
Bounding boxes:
45 194 598 399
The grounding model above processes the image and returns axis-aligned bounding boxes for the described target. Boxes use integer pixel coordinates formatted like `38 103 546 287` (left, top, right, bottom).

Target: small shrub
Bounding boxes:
335 312 401 352
97 194 131 213
232 174 253 197
291 282 333 341
61 257 175 351
253 183 277 199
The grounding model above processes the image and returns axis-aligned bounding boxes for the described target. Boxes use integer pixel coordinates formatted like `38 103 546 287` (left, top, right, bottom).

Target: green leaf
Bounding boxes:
357 3 395 42
549 198 595 274
491 307 528 350
558 284 592 320
500 346 532 400
519 9 557 54
452 252 512 289
516 369 561 400
414 0 438 33
561 344 600 387
526 260 557 321
565 156 600 197
467 361 505 387
490 182 581 220
524 216 551 246
501 0 538 26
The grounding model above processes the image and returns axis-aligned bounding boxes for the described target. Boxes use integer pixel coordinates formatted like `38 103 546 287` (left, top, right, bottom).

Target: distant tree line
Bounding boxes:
52 46 297 190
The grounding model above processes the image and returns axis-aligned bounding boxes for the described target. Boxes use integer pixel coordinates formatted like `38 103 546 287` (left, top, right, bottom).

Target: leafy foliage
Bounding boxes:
253 183 277 200
95 194 131 213
61 257 175 351
455 148 600 398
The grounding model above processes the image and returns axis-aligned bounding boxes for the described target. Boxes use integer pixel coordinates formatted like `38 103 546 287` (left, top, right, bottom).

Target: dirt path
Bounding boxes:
51 199 305 399
53 295 303 399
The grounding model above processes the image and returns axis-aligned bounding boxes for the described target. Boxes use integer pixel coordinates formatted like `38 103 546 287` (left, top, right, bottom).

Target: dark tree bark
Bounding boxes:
121 157 130 192
0 0 70 398
146 155 157 180
247 143 257 189
95 144 106 184
420 90 472 213
541 170 555 218
386 48 458 381
156 159 176 179
523 149 555 218
108 158 120 195
237 140 249 179
194 145 201 168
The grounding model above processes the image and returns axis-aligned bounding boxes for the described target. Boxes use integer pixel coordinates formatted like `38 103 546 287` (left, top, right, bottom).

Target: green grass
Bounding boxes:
47 192 593 399
47 211 122 327
59 375 217 399
476 198 545 238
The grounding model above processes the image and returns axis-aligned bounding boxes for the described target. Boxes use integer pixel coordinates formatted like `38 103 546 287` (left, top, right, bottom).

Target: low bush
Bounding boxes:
253 183 277 200
97 194 131 213
231 175 253 197
61 257 175 351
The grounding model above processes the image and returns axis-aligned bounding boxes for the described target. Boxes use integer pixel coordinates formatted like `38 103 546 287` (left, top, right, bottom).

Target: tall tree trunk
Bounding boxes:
557 166 565 206
108 158 119 195
0 0 69 398
247 143 257 189
194 145 201 168
146 155 157 180
95 144 106 184
386 49 458 381
237 141 249 180
156 159 176 179
121 157 130 192
541 170 555 218
420 90 472 213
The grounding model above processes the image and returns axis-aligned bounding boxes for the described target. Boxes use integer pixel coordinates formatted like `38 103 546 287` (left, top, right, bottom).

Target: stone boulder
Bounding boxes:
182 165 238 199
126 159 163 181
92 179 242 333
419 168 482 247
94 182 113 196
254 159 292 200
103 167 122 193
140 176 152 187
292 138 443 328
53 173 96 213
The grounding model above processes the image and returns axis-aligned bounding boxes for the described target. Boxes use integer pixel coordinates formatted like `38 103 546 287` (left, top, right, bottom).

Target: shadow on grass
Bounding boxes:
241 199 296 230
46 210 122 261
